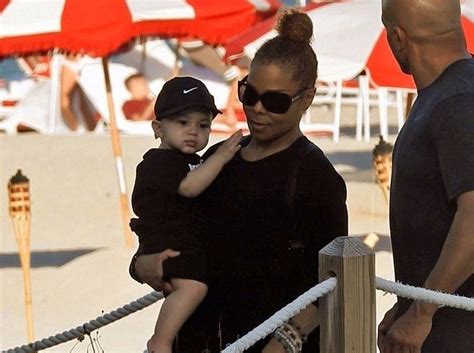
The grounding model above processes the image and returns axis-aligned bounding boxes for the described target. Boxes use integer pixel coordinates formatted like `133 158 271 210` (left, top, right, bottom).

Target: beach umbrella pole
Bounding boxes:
101 57 134 248
8 170 35 342
48 50 61 133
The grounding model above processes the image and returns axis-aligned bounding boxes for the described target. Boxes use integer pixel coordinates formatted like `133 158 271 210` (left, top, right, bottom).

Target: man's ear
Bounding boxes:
393 25 406 53
151 120 162 139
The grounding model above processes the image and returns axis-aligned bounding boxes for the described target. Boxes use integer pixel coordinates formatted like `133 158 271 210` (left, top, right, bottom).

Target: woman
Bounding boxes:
133 8 348 353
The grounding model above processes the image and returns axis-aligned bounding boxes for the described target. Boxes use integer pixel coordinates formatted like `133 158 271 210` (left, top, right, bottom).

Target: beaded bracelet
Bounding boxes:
272 322 304 353
288 318 308 343
273 328 297 353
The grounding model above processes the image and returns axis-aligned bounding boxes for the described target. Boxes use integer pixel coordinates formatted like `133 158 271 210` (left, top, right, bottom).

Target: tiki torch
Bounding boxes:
8 169 35 342
372 135 393 204
363 137 393 249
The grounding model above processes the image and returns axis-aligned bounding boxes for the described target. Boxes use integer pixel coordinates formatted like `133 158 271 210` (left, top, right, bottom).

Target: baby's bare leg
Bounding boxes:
147 278 207 353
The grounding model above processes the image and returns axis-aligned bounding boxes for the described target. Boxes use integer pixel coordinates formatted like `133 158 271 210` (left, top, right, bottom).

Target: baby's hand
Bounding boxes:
214 129 243 163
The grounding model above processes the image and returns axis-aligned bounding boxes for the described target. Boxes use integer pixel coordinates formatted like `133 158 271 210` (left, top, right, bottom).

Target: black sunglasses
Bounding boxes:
238 76 311 114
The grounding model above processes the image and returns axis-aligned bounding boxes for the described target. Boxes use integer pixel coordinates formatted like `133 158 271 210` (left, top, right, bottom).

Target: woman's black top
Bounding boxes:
175 136 348 353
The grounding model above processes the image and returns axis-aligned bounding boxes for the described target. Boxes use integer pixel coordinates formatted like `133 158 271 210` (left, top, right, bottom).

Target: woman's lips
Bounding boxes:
249 120 266 129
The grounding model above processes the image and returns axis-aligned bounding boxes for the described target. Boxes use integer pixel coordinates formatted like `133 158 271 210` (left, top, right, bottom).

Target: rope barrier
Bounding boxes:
3 275 473 352
2 291 163 353
375 277 474 311
222 277 474 353
221 277 337 353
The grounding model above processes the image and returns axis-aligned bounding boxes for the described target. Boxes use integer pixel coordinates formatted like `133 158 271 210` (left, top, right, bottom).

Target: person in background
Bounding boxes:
122 73 155 121
21 54 50 79
7 55 50 132
60 53 99 131
378 0 474 352
132 8 348 353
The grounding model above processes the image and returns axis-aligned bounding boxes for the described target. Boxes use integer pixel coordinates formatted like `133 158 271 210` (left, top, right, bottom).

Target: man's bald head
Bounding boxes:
381 0 469 85
382 0 463 41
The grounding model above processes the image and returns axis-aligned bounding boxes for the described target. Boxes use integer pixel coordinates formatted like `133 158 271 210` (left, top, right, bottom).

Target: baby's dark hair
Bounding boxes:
124 73 146 90
252 8 317 90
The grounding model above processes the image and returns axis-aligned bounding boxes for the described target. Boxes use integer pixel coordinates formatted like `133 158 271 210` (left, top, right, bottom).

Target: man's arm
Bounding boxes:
379 190 474 353
178 130 242 198
416 190 474 312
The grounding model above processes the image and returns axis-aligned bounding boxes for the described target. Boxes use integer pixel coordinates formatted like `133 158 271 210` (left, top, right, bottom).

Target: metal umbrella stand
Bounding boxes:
8 169 35 343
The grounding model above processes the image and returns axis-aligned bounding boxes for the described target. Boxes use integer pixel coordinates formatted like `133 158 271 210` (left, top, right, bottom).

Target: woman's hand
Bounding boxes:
134 249 180 293
262 304 319 353
262 338 286 353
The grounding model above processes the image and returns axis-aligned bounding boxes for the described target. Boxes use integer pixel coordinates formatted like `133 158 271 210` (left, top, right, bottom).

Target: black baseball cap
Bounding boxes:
154 76 222 120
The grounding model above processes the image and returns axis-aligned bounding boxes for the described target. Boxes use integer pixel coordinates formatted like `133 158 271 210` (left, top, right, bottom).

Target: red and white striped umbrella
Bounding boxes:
0 0 279 247
224 0 474 89
223 1 332 62
0 0 280 58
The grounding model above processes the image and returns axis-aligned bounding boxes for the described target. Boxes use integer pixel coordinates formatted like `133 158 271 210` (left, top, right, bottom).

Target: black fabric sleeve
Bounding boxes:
297 150 349 289
433 94 474 203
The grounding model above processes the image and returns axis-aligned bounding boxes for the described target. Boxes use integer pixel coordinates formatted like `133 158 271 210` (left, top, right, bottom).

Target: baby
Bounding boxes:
129 76 242 353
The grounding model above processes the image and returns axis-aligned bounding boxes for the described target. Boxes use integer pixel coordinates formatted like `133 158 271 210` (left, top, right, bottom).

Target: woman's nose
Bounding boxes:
252 99 267 114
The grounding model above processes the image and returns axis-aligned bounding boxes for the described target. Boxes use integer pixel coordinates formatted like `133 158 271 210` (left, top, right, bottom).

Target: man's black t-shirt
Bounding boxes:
391 58 474 352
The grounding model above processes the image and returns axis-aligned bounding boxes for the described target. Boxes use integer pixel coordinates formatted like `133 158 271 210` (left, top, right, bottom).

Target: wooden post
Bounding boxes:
319 236 376 353
101 57 134 248
8 170 35 343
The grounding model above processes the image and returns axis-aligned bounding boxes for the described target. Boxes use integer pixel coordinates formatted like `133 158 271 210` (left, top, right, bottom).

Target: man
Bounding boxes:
378 0 474 352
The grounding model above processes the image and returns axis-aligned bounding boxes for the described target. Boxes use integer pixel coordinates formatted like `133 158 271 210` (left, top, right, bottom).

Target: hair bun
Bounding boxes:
275 8 313 45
